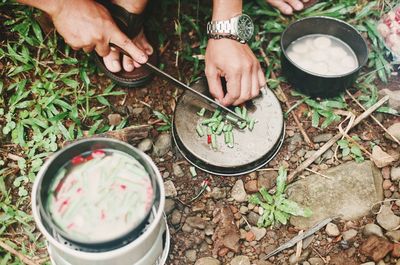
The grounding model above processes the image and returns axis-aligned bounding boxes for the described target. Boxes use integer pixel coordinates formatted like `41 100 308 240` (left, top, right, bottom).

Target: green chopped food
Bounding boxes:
189 166 197 177
197 108 206 117
196 124 204 137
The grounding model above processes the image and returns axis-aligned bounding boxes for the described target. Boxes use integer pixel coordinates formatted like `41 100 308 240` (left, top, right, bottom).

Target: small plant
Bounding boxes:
249 167 312 228
337 136 365 163
152 110 172 131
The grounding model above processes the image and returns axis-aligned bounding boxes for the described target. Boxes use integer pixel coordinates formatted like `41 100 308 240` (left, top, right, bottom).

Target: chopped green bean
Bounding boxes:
216 122 225 135
211 134 217 149
189 166 197 177
196 124 204 137
241 107 247 119
248 118 256 131
234 107 242 116
223 124 230 132
238 121 247 129
226 114 239 124
197 108 206 117
224 131 230 144
202 118 218 125
228 131 234 148
211 123 218 132
212 109 221 119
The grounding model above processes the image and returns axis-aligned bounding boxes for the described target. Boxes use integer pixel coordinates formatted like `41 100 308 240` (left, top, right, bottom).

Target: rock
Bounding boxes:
182 223 193 233
251 227 266 241
305 151 316 159
193 202 206 212
363 223 384 237
211 187 226 200
308 257 324 265
303 235 315 249
393 243 400 258
164 180 177 197
323 149 334 160
325 223 340 237
383 179 392 190
385 230 400 242
245 231 255 242
254 261 273 265
379 89 400 112
127 107 144 116
313 133 333 143
360 263 376 265
185 249 197 262
107 113 122 126
287 161 383 229
153 133 171 157
230 255 250 265
288 133 303 152
245 180 258 194
186 216 206 230
360 235 393 262
342 229 358 241
164 199 176 215
231 180 247 202
212 202 241 255
392 167 400 182
257 171 277 190
376 205 400 231
386 123 400 142
195 257 221 265
289 254 299 265
371 146 395 168
170 209 182 225
247 212 260 226
172 163 184 177
137 138 153 152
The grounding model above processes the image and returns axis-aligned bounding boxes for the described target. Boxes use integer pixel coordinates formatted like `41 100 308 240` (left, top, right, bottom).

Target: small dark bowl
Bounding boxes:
36 138 158 249
280 16 369 98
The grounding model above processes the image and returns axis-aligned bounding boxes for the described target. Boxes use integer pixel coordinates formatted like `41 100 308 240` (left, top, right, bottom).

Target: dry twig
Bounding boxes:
0 240 40 265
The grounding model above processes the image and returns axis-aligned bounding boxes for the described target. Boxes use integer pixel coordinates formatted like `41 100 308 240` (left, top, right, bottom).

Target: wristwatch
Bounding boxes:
207 14 254 44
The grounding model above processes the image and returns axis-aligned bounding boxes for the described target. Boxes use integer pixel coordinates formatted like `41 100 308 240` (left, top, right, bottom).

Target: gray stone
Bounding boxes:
313 133 333 143
182 223 193 233
302 235 315 249
386 123 400 142
186 216 206 229
257 171 277 190
287 161 383 229
185 249 197 262
385 230 400 242
107 113 122 126
305 151 316 159
251 227 266 241
371 146 395 168
303 262 311 265
360 262 375 265
211 187 226 200
342 229 358 241
379 89 400 112
325 223 340 237
308 257 324 265
164 180 177 197
231 180 247 202
363 223 384 237
164 199 176 215
377 205 400 231
247 212 260 226
137 138 153 152
170 209 182 225
195 257 221 265
128 107 143 116
322 149 334 160
288 133 303 152
172 163 184 177
153 133 171 157
230 255 250 265
392 167 400 182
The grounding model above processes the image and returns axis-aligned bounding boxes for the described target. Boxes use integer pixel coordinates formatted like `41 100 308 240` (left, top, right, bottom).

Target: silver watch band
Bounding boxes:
207 16 240 35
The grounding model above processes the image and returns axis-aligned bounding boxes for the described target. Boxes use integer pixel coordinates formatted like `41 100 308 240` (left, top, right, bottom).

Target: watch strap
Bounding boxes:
207 16 239 35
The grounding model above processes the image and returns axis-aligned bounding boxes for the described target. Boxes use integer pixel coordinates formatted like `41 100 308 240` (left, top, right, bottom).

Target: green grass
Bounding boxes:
0 0 399 263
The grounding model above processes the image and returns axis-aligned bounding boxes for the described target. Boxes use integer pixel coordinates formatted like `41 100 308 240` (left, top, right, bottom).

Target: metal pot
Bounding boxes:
280 16 369 98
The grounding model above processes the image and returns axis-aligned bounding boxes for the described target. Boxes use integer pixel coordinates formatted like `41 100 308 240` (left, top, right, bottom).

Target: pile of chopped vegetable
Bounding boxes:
196 106 256 150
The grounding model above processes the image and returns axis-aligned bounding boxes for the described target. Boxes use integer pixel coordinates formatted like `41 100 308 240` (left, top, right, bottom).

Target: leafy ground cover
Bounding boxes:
0 0 399 264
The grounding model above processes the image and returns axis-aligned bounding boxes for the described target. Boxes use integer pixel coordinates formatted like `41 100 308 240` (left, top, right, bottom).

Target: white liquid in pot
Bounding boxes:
286 34 359 76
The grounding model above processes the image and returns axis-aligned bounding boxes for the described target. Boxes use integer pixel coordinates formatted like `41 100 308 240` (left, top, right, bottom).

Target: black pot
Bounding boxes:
280 16 368 98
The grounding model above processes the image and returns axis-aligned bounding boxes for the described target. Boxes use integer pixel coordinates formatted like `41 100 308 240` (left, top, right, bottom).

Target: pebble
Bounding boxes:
361 263 376 265
325 223 340 237
288 133 303 152
172 163 184 177
383 180 393 190
385 230 400 242
170 209 182 225
251 227 267 241
382 167 391 179
377 205 400 231
194 257 221 265
245 231 255 242
297 149 306 158
245 180 258 194
185 249 197 262
313 133 333 143
230 256 250 265
308 257 324 265
384 190 393 198
127 107 143 116
182 223 193 233
392 167 400 181
247 212 260 226
186 216 206 229
231 180 247 202
192 202 206 212
257 171 277 190
164 180 177 197
153 133 172 157
211 187 226 200
107 113 122 126
137 138 153 152
239 206 248 214
342 229 357 241
322 149 334 160
164 199 176 215
205 225 214 236
386 123 400 142
305 151 316 159
371 146 395 168
363 223 384 237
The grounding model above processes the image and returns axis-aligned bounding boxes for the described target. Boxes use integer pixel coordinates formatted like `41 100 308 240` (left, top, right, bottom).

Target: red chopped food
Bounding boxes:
71 155 85 165
377 5 400 57
207 135 212 144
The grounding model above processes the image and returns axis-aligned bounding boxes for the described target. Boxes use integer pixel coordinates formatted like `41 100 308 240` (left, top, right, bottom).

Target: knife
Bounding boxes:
109 43 246 122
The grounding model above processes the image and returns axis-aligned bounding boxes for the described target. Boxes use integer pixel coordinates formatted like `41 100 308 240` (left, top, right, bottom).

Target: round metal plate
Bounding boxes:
172 78 284 176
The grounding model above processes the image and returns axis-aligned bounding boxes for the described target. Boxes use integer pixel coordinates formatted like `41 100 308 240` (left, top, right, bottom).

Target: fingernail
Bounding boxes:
295 2 304 9
125 63 134 72
139 54 148 63
112 60 120 70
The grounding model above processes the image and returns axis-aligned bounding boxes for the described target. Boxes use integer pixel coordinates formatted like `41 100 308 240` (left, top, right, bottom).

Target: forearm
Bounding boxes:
16 0 65 16
212 0 242 20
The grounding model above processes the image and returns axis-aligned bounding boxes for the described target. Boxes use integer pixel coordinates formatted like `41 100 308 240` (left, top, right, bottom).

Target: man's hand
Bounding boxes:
19 0 148 65
205 38 265 106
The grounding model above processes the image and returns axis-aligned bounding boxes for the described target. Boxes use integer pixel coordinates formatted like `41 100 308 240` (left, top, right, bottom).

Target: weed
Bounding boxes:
337 136 365 163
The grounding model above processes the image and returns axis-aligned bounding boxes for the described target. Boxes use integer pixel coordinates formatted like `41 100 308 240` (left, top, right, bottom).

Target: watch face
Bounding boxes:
237 14 254 42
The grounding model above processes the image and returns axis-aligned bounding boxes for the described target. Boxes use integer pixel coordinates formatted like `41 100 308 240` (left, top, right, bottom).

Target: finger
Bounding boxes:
95 42 111 57
221 74 241 106
123 55 134 72
267 0 294 14
205 66 224 101
83 45 95 53
111 28 148 64
138 35 154 55
103 48 121 73
258 68 266 88
233 71 251 106
69 45 81 51
285 0 304 11
251 68 260 98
